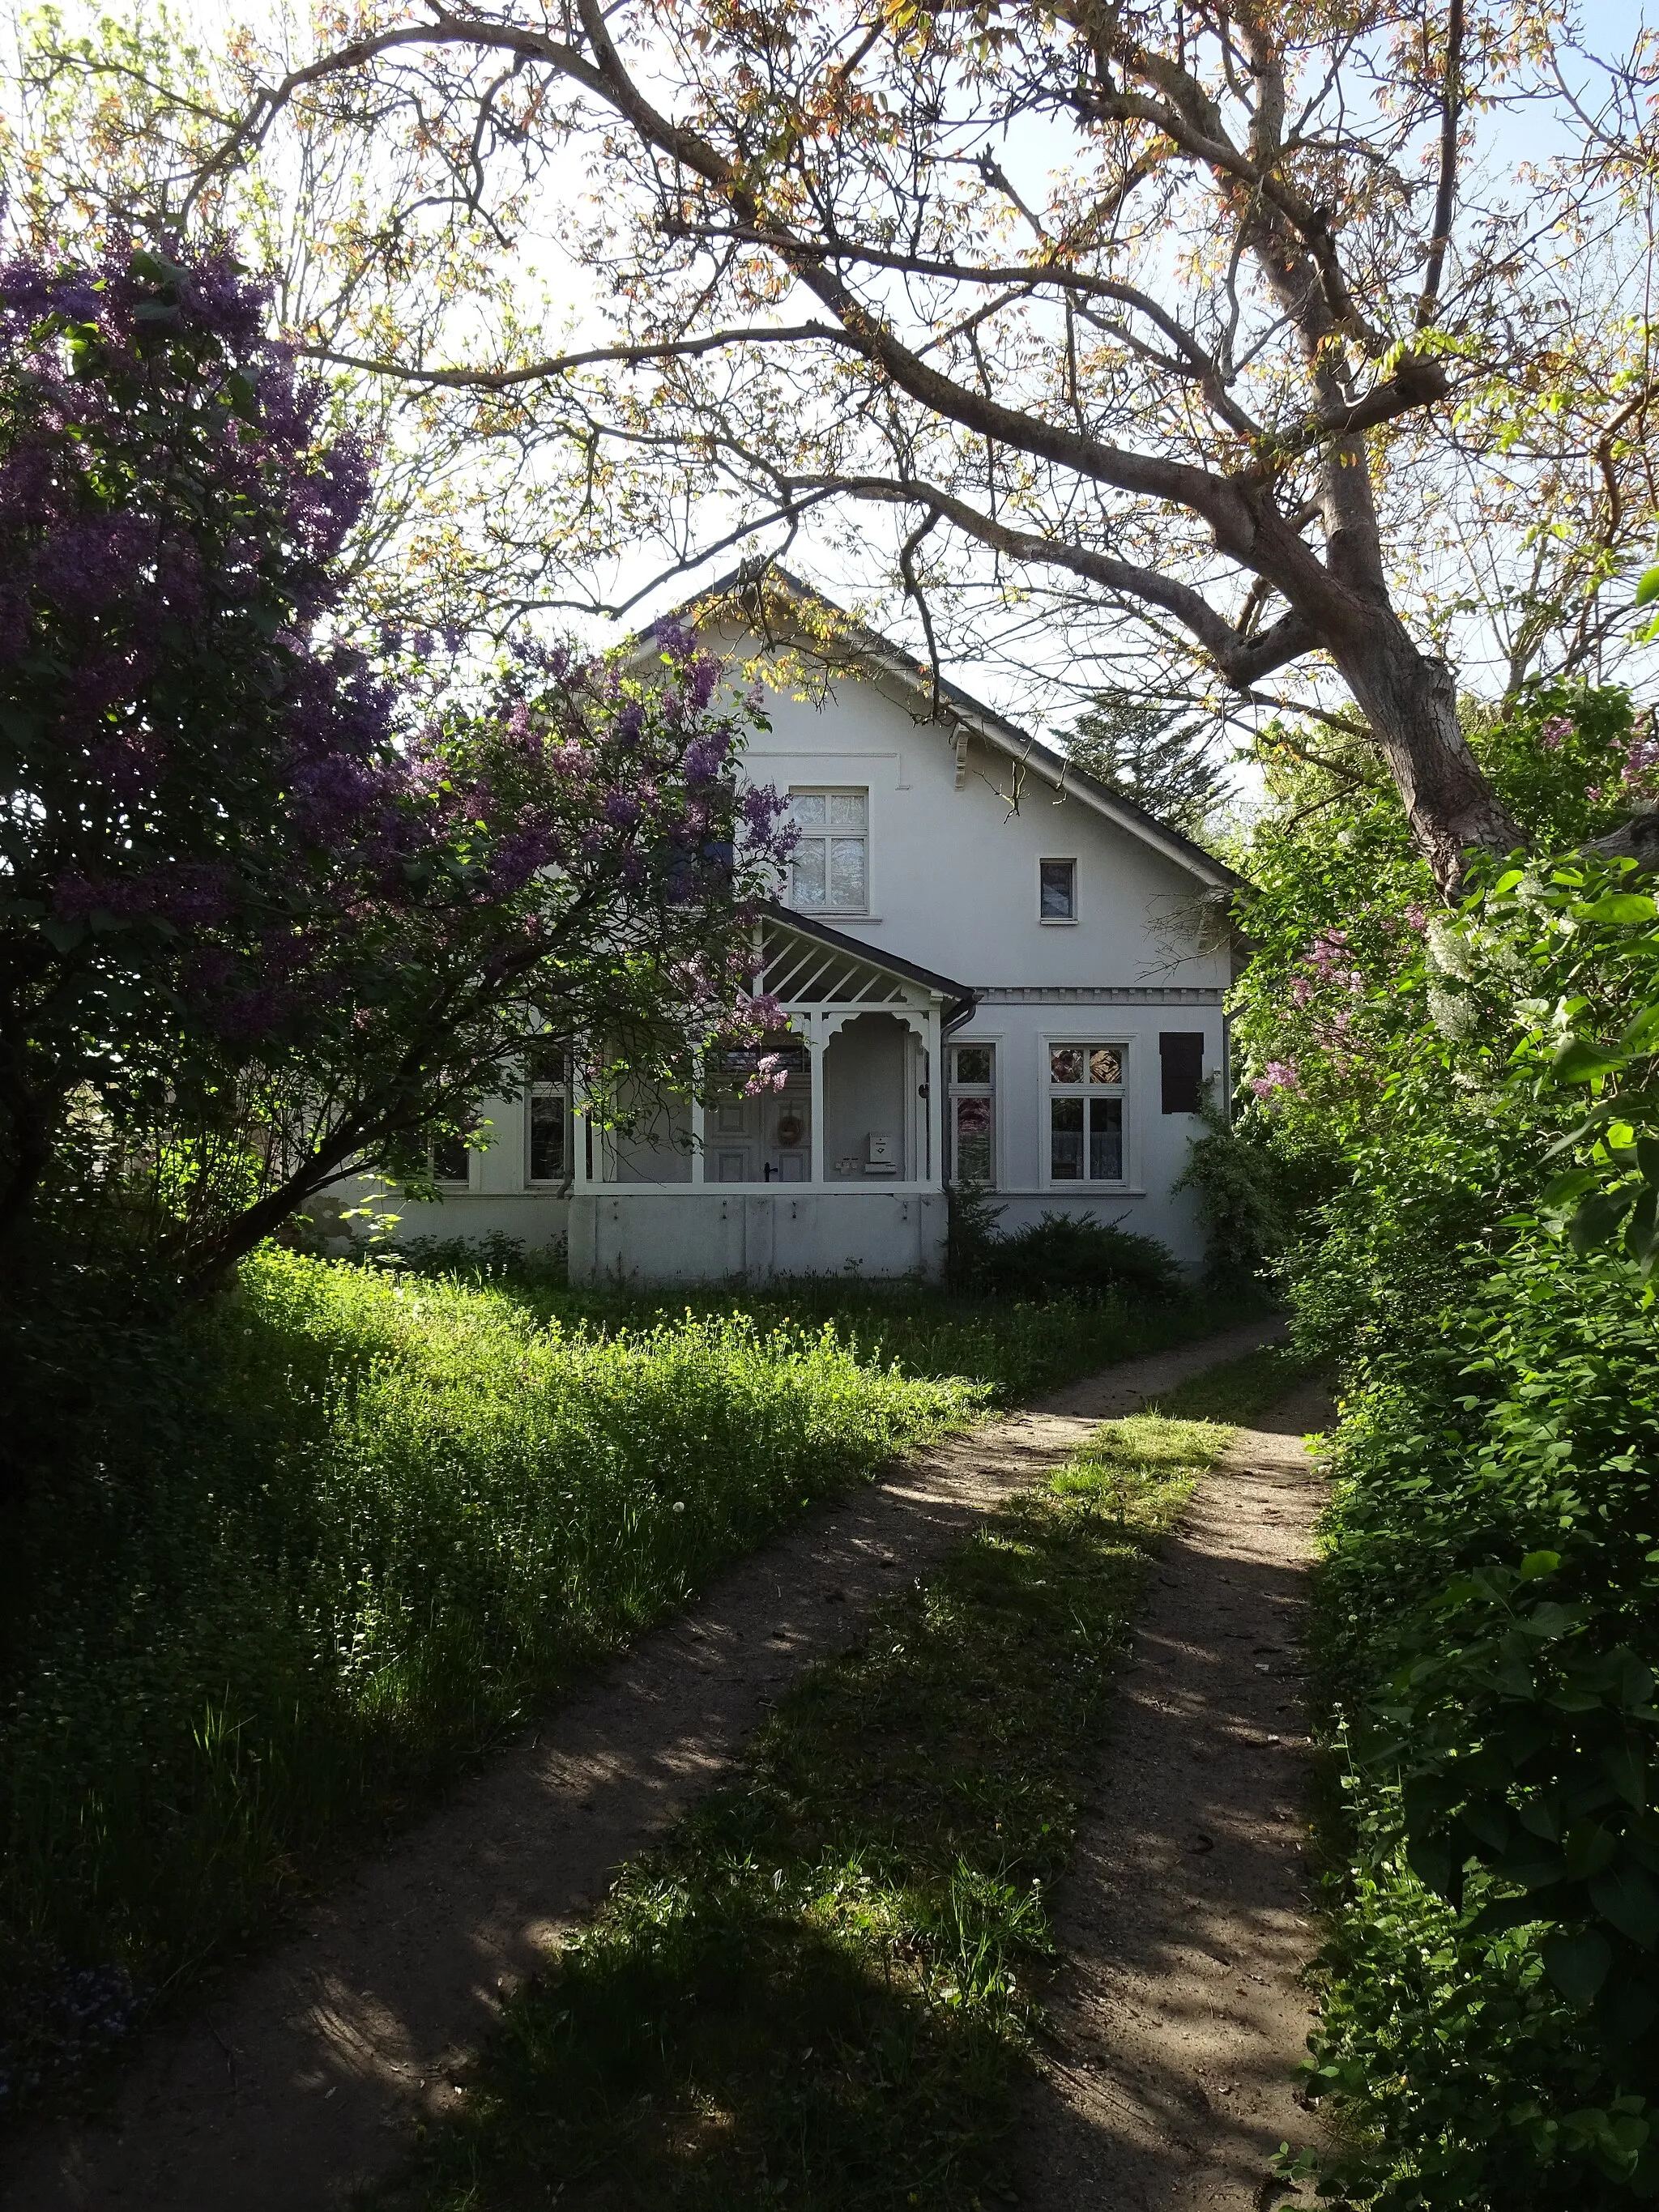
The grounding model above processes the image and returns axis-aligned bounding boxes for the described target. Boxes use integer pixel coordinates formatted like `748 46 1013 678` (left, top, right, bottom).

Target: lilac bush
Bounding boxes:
0 243 792 1289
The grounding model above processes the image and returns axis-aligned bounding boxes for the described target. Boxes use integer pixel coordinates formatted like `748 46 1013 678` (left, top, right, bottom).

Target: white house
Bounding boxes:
362 571 1243 1285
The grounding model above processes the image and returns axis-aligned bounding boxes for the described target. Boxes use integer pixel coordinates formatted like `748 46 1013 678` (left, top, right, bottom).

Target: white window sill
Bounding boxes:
788 908 881 923
1038 917 1081 926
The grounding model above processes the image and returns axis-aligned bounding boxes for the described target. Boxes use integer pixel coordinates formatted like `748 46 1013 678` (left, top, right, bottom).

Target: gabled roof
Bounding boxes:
658 564 1245 897
757 901 976 1025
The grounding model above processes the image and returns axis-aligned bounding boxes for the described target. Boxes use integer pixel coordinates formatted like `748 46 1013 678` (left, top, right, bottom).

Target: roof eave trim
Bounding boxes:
667 567 1245 896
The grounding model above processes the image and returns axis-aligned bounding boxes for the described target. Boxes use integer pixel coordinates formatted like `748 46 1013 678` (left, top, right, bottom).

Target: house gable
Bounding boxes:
662 565 1243 900
651 570 1236 998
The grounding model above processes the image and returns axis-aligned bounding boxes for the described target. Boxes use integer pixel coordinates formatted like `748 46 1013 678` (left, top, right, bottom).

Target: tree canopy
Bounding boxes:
81 0 1650 890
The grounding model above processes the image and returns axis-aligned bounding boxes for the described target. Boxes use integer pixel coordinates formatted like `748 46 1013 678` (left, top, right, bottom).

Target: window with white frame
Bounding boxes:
788 788 868 913
1038 858 1077 921
947 1042 996 1187
431 1133 471 1186
1047 1043 1126 1183
526 1042 569 1183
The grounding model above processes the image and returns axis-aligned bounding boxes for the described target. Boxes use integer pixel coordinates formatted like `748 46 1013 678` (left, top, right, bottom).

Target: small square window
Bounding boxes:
1039 859 1077 921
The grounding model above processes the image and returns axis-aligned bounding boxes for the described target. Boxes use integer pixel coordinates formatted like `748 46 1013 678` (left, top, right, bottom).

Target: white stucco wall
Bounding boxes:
728 629 1230 1264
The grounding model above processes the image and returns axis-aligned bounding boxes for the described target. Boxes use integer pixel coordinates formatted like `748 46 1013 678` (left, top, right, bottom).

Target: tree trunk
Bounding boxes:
0 1088 54 1288
178 1139 371 1302
1326 612 1525 896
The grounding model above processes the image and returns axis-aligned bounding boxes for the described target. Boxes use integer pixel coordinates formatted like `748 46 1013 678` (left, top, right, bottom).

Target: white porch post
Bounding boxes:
690 1060 706 1186
572 1085 590 1187
928 1007 945 1187
808 1012 825 1187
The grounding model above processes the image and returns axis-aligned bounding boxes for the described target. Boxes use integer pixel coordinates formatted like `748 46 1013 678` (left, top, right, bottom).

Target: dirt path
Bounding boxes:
1017 1377 1333 2211
4 1317 1283 2212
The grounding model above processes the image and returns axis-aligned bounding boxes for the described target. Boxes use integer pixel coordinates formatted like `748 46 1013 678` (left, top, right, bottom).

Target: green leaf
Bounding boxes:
1567 1820 1620 1880
1405 1829 1454 1897
1578 894 1659 925
1638 565 1659 607
1593 1860 1659 1948
1519 1550 1563 1583
1553 1037 1627 1085
1605 1741 1648 1811
1571 1188 1636 1254
1544 1927 1613 2005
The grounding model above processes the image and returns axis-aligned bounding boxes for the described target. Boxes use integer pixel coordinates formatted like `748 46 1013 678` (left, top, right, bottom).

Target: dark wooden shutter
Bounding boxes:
1158 1031 1205 1114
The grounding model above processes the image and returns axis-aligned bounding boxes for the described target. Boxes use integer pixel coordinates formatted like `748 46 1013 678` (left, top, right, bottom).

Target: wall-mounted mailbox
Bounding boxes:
864 1132 897 1174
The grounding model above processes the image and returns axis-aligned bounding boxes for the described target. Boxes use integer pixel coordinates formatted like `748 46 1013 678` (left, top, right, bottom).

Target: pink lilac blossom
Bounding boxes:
1250 1059 1303 1099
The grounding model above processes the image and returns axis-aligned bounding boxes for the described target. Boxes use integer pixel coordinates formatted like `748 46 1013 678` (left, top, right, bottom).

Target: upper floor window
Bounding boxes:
1039 858 1077 922
527 1042 569 1183
1048 1042 1125 1183
789 788 868 913
948 1042 996 1187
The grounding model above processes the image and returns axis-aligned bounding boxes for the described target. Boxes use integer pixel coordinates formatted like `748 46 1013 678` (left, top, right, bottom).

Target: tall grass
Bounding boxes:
0 1251 1260 2116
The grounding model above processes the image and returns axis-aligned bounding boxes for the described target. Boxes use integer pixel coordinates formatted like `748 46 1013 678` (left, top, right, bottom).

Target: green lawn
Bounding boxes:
0 1251 1265 2120
371 1344 1315 2211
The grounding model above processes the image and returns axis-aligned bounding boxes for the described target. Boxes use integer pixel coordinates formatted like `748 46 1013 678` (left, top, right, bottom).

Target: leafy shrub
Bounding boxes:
1228 828 1659 2199
949 1200 1183 1304
1172 1090 1319 1284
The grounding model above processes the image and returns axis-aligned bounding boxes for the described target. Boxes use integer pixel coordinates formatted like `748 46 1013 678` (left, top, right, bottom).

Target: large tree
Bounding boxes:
152 0 1659 894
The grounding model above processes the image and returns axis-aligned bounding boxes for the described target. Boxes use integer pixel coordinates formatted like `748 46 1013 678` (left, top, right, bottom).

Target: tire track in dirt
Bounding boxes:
1017 1378 1332 2212
4 1318 1285 2212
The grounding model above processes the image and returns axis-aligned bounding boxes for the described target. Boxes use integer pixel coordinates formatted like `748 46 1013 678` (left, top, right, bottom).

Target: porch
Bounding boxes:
566 911 974 1286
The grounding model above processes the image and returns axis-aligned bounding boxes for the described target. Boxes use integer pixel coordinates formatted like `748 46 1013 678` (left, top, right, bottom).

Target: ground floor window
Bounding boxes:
948 1042 996 1186
1158 1030 1206 1115
1048 1043 1125 1182
431 1135 471 1186
527 1042 569 1183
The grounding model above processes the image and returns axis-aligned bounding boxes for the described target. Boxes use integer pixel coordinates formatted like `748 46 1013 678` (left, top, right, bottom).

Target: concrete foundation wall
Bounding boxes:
567 1189 947 1287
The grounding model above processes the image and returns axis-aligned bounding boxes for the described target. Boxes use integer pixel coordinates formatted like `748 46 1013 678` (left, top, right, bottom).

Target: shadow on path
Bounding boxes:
3 1319 1285 2212
1017 1378 1332 2211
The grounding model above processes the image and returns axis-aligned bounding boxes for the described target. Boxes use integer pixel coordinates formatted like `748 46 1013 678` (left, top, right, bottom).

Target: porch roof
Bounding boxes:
754 903 975 1025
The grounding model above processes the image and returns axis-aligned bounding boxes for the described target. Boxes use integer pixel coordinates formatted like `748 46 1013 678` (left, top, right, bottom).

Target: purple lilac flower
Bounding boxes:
1250 1059 1302 1100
